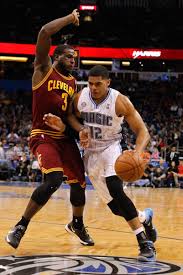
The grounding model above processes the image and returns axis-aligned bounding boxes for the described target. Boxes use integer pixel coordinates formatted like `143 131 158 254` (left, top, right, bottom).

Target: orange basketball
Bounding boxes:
115 150 146 182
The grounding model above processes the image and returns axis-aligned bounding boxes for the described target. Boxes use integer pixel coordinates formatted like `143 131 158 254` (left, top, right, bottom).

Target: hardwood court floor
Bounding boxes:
0 183 182 273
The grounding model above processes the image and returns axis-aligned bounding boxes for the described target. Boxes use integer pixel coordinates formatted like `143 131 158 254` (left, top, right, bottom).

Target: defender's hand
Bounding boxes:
72 9 80 26
79 127 91 149
43 113 66 132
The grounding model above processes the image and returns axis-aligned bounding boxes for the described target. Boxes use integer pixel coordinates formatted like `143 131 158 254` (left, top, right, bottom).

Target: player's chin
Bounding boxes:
68 65 75 71
91 93 100 99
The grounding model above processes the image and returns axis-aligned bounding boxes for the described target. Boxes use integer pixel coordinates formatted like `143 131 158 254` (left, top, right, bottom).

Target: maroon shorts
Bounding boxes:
29 135 85 186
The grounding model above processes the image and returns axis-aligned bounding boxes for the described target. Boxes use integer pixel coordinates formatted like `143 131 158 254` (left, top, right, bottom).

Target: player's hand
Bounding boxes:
43 113 66 132
140 151 151 164
79 127 91 149
124 150 148 165
72 9 80 26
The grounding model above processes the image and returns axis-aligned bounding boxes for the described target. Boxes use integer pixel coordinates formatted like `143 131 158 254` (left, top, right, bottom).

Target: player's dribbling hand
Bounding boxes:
43 113 66 132
124 149 149 165
79 127 91 149
72 9 80 26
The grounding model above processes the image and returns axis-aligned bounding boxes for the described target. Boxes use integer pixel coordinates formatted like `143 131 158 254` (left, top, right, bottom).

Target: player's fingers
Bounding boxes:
47 113 56 118
80 139 88 146
44 121 61 131
44 121 51 127
43 114 49 119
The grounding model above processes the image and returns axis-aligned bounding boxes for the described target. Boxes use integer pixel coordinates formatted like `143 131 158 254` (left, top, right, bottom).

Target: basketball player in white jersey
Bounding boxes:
44 65 157 262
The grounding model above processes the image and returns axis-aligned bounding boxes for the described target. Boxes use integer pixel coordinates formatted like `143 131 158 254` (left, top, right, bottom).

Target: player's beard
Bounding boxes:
57 62 71 76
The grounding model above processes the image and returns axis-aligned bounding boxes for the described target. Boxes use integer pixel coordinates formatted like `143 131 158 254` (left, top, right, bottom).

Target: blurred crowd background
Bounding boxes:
0 0 183 188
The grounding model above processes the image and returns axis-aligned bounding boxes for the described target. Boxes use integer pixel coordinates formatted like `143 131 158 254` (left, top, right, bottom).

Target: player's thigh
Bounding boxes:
35 142 63 173
58 138 85 185
84 152 112 204
92 177 113 204
84 151 104 178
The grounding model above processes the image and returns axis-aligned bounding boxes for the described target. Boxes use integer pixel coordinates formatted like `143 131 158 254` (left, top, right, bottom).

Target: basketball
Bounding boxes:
115 150 146 182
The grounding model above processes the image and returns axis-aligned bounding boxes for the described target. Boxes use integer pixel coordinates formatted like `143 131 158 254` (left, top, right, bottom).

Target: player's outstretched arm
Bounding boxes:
35 9 79 68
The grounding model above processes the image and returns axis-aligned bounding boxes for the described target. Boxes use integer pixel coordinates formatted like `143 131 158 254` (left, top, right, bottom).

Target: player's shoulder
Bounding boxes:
116 91 130 102
115 91 133 109
110 87 123 98
109 88 127 102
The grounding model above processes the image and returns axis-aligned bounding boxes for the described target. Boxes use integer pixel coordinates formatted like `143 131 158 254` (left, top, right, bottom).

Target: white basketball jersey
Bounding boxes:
77 87 124 151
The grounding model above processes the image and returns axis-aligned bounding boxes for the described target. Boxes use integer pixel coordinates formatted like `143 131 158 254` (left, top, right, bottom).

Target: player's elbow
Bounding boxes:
39 26 50 39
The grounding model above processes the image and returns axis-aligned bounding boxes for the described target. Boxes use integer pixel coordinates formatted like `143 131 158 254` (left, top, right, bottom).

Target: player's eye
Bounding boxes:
65 54 74 59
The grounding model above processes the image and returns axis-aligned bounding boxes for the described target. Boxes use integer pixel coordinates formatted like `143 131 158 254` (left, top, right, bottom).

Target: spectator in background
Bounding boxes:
159 158 169 171
13 143 23 159
166 146 179 166
173 159 183 188
29 155 41 184
5 143 14 161
0 141 5 159
170 102 178 117
2 139 9 152
166 161 178 187
151 146 160 161
16 153 30 182
151 167 166 188
133 164 153 187
7 131 20 144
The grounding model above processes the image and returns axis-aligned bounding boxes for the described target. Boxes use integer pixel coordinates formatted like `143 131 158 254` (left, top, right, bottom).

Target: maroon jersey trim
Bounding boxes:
42 167 64 174
32 67 53 91
30 129 65 139
66 180 86 187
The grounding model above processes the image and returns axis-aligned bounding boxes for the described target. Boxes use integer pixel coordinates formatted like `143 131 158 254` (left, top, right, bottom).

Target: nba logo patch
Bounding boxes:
81 102 87 107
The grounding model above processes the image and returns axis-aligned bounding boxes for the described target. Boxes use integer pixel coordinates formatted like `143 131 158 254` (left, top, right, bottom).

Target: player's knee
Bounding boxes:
107 198 137 220
70 183 85 207
106 175 138 221
31 171 63 205
106 175 123 198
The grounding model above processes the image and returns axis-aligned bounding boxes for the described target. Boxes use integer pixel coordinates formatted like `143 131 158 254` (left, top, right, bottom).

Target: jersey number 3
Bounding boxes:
61 93 68 111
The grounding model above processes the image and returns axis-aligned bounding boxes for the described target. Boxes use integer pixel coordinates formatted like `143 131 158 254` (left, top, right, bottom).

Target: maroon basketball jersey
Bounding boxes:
31 67 76 139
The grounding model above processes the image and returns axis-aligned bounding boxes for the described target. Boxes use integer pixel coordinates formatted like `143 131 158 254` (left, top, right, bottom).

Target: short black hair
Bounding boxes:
88 65 109 79
53 44 74 60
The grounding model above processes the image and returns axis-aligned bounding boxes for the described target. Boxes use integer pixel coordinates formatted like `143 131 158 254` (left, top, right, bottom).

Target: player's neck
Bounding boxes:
53 64 70 77
91 90 109 105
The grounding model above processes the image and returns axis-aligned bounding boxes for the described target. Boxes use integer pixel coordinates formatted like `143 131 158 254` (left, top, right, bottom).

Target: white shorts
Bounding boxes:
84 141 122 204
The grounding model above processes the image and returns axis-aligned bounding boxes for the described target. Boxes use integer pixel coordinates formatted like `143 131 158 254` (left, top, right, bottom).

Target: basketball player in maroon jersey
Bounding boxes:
5 9 94 249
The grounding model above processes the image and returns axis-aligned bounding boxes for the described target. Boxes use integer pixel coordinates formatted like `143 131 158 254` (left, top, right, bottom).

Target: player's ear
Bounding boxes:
107 78 111 87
